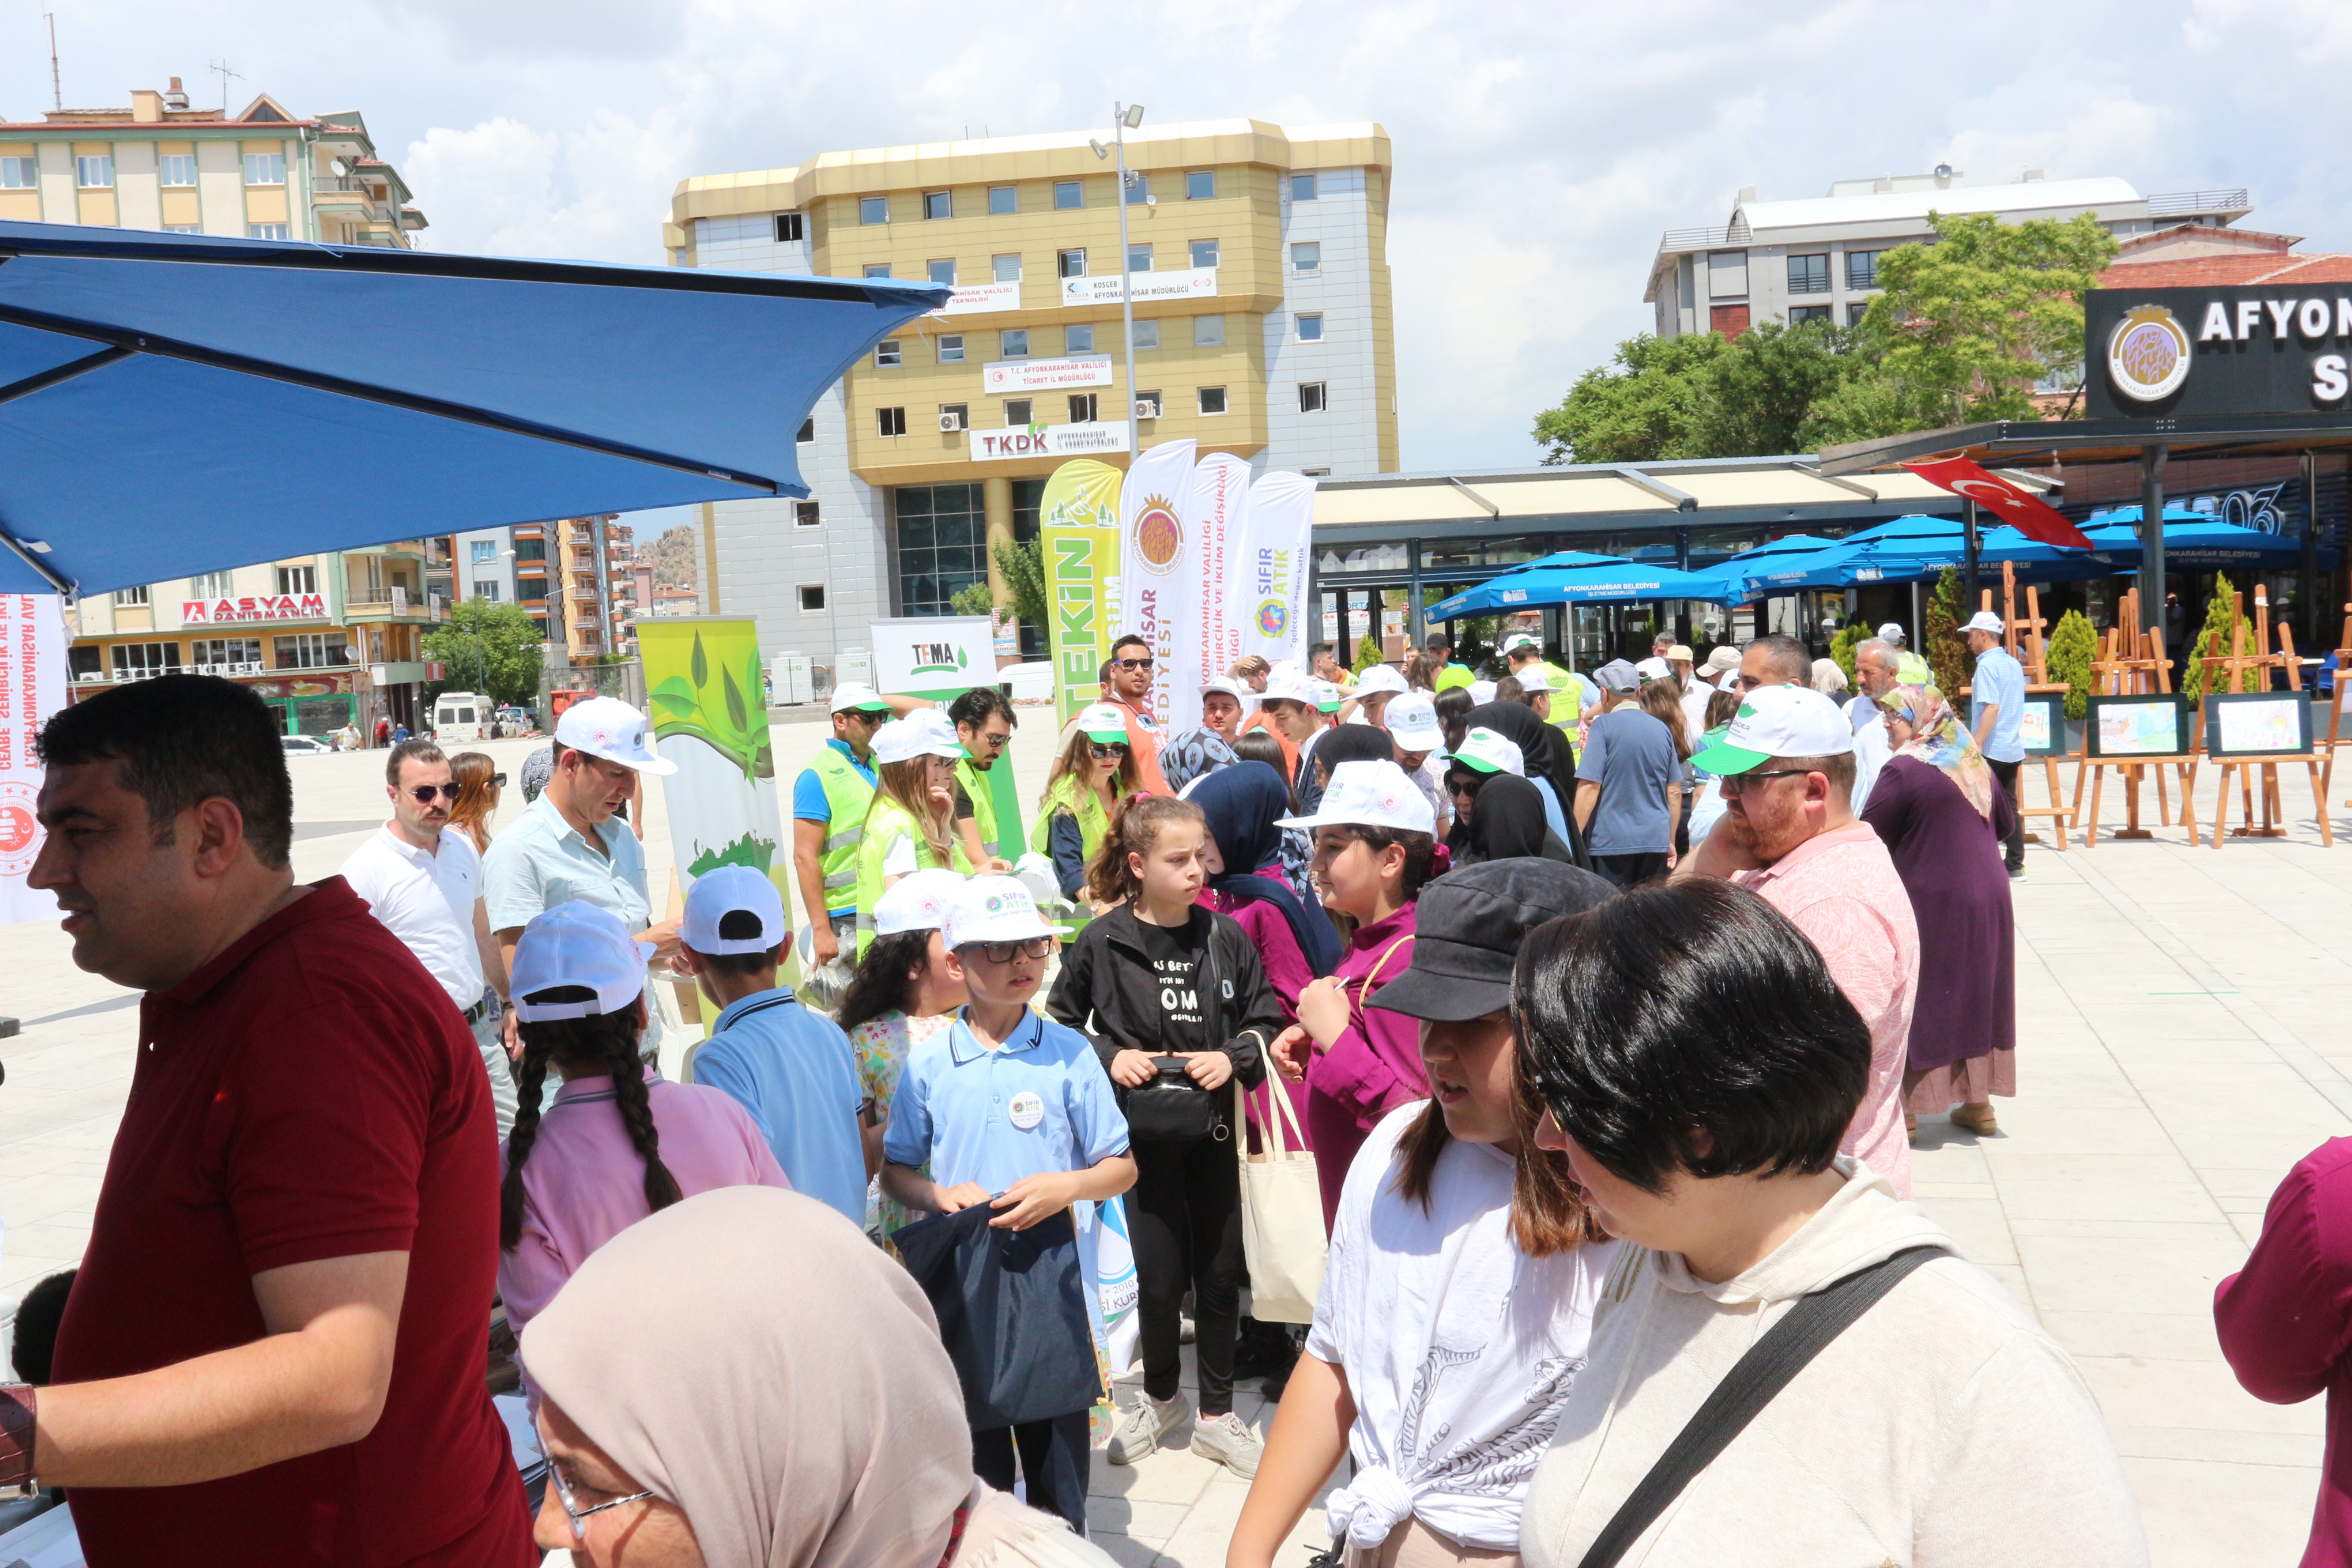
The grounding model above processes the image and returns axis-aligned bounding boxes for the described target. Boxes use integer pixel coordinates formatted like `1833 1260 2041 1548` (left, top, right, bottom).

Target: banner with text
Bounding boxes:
1059 267 1220 308
983 354 1114 395
1175 452 1252 737
0 594 64 926
1041 460 1126 725
926 280 1023 317
1117 440 1200 736
640 618 788 900
1239 470 1317 674
972 423 1132 463
869 615 997 701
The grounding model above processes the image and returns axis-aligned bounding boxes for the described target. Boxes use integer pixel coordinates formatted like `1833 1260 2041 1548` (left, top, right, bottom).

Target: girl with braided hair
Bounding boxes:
497 902 788 1378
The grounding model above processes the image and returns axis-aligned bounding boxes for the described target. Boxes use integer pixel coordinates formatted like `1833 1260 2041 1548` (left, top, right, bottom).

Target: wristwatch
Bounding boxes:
0 1384 34 1489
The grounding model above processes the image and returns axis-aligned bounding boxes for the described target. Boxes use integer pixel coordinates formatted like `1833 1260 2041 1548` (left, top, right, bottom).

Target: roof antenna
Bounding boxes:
209 58 242 114
43 12 61 112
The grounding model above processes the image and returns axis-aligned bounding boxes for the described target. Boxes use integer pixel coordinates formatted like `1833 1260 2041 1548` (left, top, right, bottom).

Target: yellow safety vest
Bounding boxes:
853 796 966 956
1030 777 1114 866
953 753 1001 859
805 745 876 915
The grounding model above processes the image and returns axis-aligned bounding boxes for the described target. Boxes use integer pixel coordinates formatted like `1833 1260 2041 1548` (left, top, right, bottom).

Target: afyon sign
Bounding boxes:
2086 285 2352 419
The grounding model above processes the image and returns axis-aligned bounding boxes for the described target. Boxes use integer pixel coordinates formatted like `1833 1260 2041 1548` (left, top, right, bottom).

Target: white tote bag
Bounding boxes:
1235 1079 1326 1324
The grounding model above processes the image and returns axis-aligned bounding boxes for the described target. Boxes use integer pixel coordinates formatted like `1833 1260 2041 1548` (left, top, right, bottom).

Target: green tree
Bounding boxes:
1697 321 1869 458
949 580 995 617
1533 330 1722 463
1354 632 1386 672
2179 573 2237 702
994 537 1048 630
1926 568 1969 696
423 599 545 708
2046 608 2100 720
1829 622 1869 689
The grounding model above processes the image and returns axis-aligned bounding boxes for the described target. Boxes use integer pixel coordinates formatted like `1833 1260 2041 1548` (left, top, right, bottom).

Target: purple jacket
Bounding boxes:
1209 889 1317 1153
1303 904 1421 1231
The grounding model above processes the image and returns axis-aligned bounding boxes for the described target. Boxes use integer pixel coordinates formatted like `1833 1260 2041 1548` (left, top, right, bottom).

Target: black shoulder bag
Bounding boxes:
1573 1243 1944 1568
1117 919 1237 1145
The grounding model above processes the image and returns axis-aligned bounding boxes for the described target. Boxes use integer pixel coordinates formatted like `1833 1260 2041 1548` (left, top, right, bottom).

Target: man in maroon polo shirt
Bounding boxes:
16 675 532 1567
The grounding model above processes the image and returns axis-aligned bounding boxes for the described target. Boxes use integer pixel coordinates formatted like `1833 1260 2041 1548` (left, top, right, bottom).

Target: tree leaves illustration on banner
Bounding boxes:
649 627 774 781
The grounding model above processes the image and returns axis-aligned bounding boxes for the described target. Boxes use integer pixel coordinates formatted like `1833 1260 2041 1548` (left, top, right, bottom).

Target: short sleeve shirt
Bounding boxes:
481 791 650 936
791 739 877 823
883 1011 1130 1194
685 990 870 1225
1971 648 2027 763
340 824 483 1007
1574 708 1682 855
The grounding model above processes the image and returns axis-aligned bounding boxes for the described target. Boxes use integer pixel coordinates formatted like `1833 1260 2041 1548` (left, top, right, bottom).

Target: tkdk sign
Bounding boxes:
2086 286 2352 419
971 423 1132 462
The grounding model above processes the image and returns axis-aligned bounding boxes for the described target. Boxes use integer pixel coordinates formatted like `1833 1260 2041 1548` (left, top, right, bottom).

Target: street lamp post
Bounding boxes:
1092 103 1148 466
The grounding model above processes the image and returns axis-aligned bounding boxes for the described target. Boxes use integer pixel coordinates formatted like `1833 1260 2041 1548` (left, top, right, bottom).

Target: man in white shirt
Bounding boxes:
1844 638 1901 817
341 738 516 1135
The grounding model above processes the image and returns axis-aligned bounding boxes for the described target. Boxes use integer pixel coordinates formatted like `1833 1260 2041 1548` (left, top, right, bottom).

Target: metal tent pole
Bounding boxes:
2140 444 2168 638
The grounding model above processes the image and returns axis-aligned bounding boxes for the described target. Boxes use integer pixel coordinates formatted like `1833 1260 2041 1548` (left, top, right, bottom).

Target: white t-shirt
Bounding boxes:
1307 1104 1618 1551
342 823 484 1008
882 828 920 877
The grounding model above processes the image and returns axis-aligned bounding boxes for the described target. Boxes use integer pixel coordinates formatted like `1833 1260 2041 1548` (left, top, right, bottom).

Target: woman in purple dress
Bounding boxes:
1861 683 2019 1139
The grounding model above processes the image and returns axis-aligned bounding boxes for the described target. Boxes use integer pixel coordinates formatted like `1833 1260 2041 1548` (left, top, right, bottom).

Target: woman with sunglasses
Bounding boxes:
853 712 970 958
445 751 505 855
1033 704 1143 902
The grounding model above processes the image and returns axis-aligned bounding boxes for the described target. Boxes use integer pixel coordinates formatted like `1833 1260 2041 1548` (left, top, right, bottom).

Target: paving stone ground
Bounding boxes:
1 716 2342 1566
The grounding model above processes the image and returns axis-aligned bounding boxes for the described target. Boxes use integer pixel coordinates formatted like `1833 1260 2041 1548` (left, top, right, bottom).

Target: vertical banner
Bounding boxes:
1117 438 1200 734
0 595 65 926
640 617 788 900
1240 470 1318 674
1039 458 1126 726
1172 452 1252 738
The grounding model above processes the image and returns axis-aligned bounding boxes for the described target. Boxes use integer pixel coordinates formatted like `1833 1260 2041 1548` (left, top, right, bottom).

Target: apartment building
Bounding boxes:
1646 169 2253 340
665 118 1396 674
0 77 425 246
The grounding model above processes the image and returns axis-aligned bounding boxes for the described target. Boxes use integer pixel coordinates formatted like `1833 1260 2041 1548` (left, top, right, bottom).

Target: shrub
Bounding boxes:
1355 632 1386 672
1829 622 1869 689
2046 609 2099 720
1927 567 1969 696
2179 574 2236 702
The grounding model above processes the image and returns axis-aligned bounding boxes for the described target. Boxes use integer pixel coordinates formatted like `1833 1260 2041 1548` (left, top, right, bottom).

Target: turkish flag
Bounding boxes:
1901 458 2092 550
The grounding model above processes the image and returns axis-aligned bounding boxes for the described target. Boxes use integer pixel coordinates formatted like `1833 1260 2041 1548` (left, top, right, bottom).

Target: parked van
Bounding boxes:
432 691 487 742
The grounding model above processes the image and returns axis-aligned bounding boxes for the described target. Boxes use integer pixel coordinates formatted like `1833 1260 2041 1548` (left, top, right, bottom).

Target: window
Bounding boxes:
113 586 150 606
1058 248 1088 278
274 632 340 670
1708 249 1748 299
1068 393 1098 423
1847 301 1870 327
993 252 1022 282
159 153 195 187
1054 180 1083 210
938 333 965 363
247 223 289 241
1292 241 1320 273
1296 312 1324 342
1299 382 1328 413
859 195 888 225
0 157 32 189
1190 238 1218 270
1185 169 1216 201
987 186 1017 216
1000 328 1029 358
276 565 317 595
77 154 114 189
1125 173 1149 205
470 540 497 564
163 224 199 234
864 263 894 279
1198 386 1228 415
473 580 502 602
511 539 545 564
1126 243 1152 273
928 258 957 287
1193 315 1225 347
112 642 180 676
924 190 952 220
189 570 234 599
243 152 285 186
798 585 827 611
796 416 815 443
894 483 989 615
1291 172 1318 201
1786 252 1830 295
1301 467 1331 478
1065 323 1094 354
1132 320 1160 350
69 644 101 680
875 339 902 368
774 211 805 242
192 636 262 669
941 402 969 430
1788 304 1833 326
877 406 907 436
1004 399 1033 426
1846 249 1882 291
795 501 821 527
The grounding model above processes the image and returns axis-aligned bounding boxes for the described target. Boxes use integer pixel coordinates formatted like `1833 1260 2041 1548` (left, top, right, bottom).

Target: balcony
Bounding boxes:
1658 220 1752 254
2145 188 2253 220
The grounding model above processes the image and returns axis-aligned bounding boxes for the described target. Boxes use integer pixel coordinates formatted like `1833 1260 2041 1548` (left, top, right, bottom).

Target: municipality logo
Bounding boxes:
1256 600 1288 638
1134 495 1183 574
2108 304 2191 403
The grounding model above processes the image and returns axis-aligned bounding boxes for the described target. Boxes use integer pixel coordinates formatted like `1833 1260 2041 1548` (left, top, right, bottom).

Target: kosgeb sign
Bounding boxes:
2085 286 2352 419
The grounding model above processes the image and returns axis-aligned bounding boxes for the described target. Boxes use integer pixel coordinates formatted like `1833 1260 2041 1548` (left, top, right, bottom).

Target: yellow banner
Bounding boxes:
1039 458 1126 725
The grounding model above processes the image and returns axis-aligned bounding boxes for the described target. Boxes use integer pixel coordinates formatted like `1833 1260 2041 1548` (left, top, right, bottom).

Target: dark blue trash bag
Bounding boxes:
890 1202 1101 1428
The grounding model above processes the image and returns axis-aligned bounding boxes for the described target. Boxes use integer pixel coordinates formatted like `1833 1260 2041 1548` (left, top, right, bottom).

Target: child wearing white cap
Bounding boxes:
1383 692 1452 834
836 867 969 1244
674 866 869 1227
1032 703 1142 900
851 710 969 956
497 900 787 1359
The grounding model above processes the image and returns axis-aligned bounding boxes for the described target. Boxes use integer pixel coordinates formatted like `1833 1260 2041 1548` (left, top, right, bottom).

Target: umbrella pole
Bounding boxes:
2140 444 2168 640
1963 500 1981 602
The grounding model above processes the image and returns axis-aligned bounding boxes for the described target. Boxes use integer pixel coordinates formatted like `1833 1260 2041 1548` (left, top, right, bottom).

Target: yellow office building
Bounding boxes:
666 118 1395 671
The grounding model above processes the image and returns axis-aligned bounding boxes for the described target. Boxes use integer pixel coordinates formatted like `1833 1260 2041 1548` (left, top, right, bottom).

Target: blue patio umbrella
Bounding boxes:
1685 534 1851 600
1426 552 1735 619
0 221 949 596
2077 507 2323 570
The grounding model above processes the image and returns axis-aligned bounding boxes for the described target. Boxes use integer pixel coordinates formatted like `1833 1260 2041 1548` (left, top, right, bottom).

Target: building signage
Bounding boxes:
981 354 1114 394
2085 286 2352 419
182 593 328 625
1058 267 1219 308
926 280 1023 317
868 615 996 700
970 423 1133 462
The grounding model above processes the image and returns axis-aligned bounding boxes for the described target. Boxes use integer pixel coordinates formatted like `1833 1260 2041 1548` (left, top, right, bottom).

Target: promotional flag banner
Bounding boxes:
640 617 789 897
1239 470 1318 674
1117 439 1200 734
1174 452 1252 738
1903 457 2093 551
0 594 65 926
1039 459 1126 725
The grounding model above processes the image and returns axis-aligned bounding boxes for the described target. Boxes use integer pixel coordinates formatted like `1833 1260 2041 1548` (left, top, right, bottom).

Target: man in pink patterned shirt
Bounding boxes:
1678 683 1918 1196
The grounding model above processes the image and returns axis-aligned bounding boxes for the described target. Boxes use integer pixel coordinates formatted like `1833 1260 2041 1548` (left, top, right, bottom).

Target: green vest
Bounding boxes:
807 745 877 915
853 796 965 956
954 753 1001 858
1030 777 1113 865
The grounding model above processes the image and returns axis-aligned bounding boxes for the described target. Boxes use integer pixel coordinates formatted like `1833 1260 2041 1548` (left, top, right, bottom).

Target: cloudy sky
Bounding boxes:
6 0 2350 473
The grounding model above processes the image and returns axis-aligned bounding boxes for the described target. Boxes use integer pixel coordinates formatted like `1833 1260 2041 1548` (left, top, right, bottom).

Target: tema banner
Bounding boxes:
870 615 996 702
1239 470 1317 673
0 594 65 926
640 616 787 895
1117 438 1199 734
1039 458 1125 725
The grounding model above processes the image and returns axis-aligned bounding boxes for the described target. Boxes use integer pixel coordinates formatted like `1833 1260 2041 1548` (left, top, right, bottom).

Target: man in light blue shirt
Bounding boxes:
1963 611 2028 877
676 866 869 1224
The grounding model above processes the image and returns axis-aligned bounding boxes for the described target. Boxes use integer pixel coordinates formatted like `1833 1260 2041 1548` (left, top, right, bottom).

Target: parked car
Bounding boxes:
432 691 488 743
281 734 333 755
1000 662 1054 704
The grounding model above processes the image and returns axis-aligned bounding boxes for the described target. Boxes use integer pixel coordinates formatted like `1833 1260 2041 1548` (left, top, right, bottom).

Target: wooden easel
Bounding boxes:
2321 602 2352 811
1982 564 2071 848
2204 586 2332 848
2080 587 2200 845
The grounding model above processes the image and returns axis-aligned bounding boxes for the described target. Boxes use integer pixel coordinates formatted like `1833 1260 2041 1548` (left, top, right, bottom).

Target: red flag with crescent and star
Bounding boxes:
1901 457 2092 551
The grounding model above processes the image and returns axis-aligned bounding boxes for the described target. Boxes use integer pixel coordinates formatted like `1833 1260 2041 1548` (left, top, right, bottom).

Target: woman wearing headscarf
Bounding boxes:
1454 772 1576 867
1859 683 2016 1141
1160 728 1239 796
1296 719 1396 817
1461 700 1589 867
523 1186 1120 1567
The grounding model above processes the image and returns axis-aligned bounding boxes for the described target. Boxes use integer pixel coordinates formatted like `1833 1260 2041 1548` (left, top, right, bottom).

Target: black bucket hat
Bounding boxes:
1369 859 1618 1022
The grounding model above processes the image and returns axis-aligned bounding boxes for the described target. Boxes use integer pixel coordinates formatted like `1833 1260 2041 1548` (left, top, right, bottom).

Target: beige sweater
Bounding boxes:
1520 1162 2146 1567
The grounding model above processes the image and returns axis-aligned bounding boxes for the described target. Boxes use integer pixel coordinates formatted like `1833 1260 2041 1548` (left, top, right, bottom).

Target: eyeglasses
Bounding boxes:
1718 768 1812 796
1089 742 1129 758
1112 657 1154 671
493 772 508 787
843 708 887 724
967 936 1053 964
549 1463 655 1541
406 784 458 803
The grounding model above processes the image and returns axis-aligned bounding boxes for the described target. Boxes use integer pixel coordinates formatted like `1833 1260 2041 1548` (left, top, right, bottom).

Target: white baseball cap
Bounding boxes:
510 900 650 1022
1201 675 1248 703
872 709 964 765
1277 760 1437 834
1876 622 1906 644
1074 702 1131 742
874 867 966 937
1384 692 1444 753
1262 666 1320 708
1501 632 1541 653
1513 664 1554 693
681 865 787 956
555 696 678 776
942 875 1066 949
1451 726 1524 776
1468 680 1498 705
1961 610 2006 636
1690 684 1856 775
1312 679 1344 713
1353 664 1407 698
830 682 894 715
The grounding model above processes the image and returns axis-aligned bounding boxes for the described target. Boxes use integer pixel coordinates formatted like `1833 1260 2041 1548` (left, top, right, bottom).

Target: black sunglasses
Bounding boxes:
493 772 508 787
966 936 1054 964
407 784 458 803
1089 741 1129 758
1112 657 1155 671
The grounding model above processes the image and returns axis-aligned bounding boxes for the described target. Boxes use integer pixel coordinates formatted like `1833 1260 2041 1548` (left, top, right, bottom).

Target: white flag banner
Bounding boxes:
1117 438 1198 736
0 594 66 926
1239 470 1318 674
1171 451 1252 738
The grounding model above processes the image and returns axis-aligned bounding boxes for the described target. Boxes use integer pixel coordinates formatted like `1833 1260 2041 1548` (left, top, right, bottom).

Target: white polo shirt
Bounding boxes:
342 823 485 1009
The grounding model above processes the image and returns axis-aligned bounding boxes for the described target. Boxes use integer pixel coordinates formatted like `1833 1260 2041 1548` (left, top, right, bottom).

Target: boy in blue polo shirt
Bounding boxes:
882 875 1135 1532
677 866 869 1226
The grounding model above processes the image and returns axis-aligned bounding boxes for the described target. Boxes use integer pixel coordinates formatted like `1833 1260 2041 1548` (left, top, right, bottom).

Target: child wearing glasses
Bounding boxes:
1033 703 1143 901
881 877 1136 1531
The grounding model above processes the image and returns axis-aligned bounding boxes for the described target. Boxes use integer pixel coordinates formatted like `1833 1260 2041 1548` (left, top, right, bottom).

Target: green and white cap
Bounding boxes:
1452 726 1524 776
1075 702 1131 743
1688 685 1854 776
1312 680 1344 713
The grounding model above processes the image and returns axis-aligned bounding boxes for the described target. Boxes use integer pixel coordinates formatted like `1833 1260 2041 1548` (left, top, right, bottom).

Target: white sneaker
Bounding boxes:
1106 1392 1192 1466
1191 1410 1263 1478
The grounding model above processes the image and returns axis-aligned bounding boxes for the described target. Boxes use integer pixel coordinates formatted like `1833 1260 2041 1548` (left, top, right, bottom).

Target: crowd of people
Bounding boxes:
26 605 2347 1567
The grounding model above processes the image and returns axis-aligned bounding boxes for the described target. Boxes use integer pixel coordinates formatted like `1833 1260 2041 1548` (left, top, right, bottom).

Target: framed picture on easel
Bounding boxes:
2203 691 2314 758
2087 693 2191 758
2017 692 2068 757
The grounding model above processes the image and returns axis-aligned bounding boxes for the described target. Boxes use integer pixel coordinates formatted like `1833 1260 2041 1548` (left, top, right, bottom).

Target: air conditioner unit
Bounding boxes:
1134 395 1162 419
938 410 967 432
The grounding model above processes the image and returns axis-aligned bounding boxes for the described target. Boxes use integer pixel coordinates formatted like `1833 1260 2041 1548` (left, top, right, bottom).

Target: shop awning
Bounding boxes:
1425 551 1736 618
0 220 947 597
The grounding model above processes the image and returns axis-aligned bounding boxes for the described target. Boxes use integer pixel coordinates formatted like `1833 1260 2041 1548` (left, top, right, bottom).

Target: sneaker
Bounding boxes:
1179 1313 1196 1345
2007 865 2026 880
1192 1410 1264 1478
1106 1392 1192 1466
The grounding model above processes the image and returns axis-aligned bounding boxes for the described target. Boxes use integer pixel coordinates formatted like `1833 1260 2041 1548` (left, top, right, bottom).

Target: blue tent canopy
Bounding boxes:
1426 552 1735 619
2076 507 2321 569
0 220 948 596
